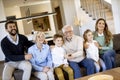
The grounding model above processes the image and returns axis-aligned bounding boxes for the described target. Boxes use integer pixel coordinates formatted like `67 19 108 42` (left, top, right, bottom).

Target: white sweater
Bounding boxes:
51 46 68 68
63 35 85 62
85 40 99 62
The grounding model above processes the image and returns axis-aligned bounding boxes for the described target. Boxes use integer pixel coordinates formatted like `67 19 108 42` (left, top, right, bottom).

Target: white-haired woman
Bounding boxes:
28 31 55 80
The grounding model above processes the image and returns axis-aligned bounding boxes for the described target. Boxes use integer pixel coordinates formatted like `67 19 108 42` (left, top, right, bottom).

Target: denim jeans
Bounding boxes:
69 58 95 79
94 58 106 73
100 49 116 70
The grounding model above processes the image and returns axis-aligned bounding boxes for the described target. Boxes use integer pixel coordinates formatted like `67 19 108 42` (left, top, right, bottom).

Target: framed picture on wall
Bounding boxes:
32 12 51 31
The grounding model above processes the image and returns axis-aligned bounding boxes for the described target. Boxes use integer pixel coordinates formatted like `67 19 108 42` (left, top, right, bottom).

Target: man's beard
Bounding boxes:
9 29 18 36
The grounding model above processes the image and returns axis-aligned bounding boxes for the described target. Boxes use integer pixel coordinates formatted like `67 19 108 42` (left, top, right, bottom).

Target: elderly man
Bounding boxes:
62 25 95 80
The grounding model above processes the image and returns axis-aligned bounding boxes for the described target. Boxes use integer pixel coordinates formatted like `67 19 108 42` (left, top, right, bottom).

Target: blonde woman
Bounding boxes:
28 31 55 80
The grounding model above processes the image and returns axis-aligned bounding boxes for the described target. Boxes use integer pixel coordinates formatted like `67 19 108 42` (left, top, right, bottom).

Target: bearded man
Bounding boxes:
1 21 33 80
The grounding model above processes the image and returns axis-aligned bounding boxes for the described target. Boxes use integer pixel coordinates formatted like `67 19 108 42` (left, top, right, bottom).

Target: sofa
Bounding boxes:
13 34 120 80
113 34 120 67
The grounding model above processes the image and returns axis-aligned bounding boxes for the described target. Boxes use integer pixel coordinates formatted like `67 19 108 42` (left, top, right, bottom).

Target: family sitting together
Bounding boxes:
1 18 115 80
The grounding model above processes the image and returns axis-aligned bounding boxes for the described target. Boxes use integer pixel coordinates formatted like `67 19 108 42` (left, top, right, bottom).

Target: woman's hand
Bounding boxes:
43 66 50 73
94 42 102 49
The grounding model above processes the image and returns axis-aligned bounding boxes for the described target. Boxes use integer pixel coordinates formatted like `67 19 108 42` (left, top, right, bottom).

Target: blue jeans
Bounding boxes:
100 49 116 70
94 58 106 73
69 58 95 79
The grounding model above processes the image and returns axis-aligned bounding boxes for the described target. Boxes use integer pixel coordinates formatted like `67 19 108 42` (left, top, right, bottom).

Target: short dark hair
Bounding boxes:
53 34 64 41
5 20 17 29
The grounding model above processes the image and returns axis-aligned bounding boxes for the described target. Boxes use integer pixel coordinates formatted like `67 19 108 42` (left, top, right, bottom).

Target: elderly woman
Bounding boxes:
28 31 55 80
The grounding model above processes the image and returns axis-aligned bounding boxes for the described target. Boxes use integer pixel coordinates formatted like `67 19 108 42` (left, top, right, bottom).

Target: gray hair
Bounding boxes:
62 25 73 33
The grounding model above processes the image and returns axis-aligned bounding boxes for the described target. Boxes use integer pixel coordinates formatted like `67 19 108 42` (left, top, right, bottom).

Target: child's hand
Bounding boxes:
63 64 68 67
95 59 101 66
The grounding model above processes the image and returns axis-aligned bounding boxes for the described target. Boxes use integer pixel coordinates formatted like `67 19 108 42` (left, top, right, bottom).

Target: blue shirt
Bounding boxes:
28 44 52 72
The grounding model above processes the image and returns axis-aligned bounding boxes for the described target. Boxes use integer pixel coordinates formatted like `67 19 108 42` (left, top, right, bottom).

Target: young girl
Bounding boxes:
51 34 74 80
28 31 55 80
83 29 106 72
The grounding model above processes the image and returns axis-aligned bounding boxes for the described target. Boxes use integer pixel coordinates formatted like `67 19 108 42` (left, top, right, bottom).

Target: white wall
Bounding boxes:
20 3 56 35
4 2 56 35
61 0 76 26
105 0 111 4
60 0 95 36
111 0 120 34
4 7 25 34
0 0 6 61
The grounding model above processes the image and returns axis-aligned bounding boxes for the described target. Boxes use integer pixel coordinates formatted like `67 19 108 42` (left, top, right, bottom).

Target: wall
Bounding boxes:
4 2 56 35
20 3 56 35
51 0 96 36
105 0 111 4
112 0 120 34
51 0 64 34
4 7 25 34
0 0 6 61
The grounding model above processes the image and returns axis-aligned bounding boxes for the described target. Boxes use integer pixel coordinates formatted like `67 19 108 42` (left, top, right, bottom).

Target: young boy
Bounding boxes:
51 34 74 80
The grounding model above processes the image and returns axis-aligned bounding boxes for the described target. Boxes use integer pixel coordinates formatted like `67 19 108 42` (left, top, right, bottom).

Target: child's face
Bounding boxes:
86 32 93 41
54 37 63 47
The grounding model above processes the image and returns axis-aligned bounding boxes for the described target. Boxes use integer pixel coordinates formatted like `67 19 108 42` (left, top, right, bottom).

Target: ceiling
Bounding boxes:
3 0 50 8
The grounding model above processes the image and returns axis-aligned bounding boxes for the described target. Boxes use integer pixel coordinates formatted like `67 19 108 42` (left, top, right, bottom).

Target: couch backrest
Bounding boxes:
113 34 120 51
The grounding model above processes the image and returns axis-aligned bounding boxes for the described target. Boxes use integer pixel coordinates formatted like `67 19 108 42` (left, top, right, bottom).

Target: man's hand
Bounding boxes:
66 54 74 60
25 54 32 60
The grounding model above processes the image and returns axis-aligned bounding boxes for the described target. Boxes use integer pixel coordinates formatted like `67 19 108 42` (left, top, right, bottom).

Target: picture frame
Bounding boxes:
32 12 51 31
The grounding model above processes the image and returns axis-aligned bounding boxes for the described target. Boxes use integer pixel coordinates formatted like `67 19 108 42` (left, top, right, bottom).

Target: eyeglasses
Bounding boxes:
64 31 73 34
